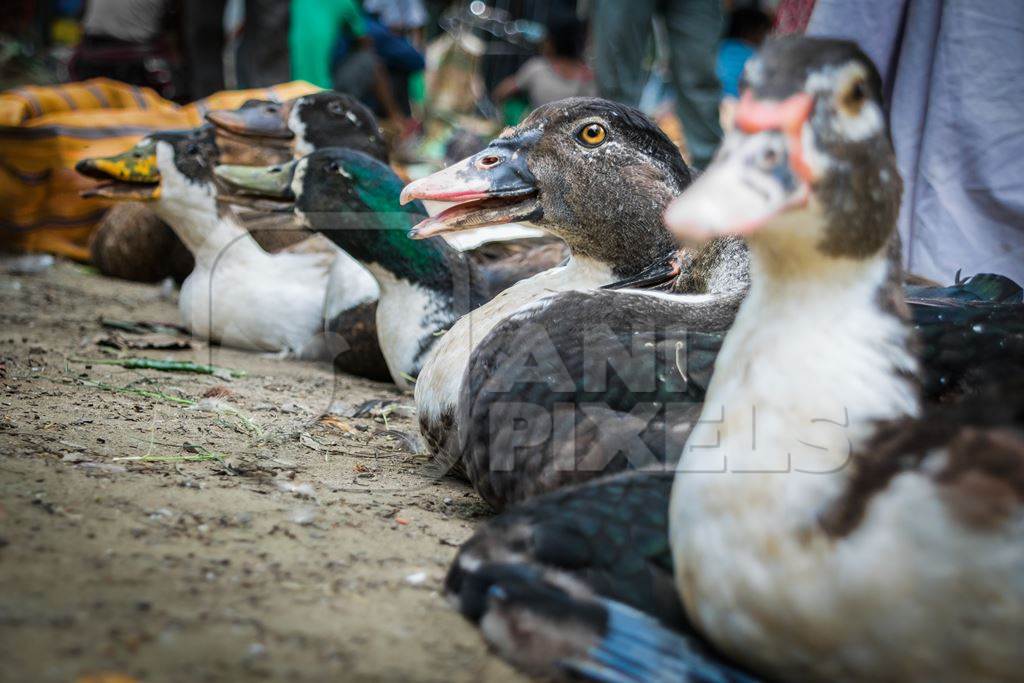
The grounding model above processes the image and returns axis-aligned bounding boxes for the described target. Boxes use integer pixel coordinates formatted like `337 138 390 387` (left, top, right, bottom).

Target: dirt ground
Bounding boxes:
0 260 528 683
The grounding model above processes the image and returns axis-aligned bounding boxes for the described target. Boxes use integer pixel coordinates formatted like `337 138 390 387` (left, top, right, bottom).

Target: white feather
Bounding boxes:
415 255 615 430
152 142 377 358
669 236 1024 683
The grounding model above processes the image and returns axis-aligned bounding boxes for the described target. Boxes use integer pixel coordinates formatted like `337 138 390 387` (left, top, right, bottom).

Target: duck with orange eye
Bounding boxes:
399 97 752 477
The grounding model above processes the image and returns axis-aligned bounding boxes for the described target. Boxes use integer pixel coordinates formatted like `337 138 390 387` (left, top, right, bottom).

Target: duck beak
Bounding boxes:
214 159 297 212
399 136 542 239
664 91 815 242
205 99 294 139
77 140 161 200
602 250 684 290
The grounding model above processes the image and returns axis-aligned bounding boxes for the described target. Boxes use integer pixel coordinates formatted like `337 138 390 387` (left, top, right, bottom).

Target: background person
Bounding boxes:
291 0 411 131
491 14 596 110
183 0 290 99
71 0 177 97
590 0 724 169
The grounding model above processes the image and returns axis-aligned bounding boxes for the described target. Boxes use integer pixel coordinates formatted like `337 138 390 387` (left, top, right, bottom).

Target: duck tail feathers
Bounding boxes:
559 597 760 683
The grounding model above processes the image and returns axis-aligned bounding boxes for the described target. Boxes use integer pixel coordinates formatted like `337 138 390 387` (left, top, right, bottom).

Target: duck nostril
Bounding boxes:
478 155 501 169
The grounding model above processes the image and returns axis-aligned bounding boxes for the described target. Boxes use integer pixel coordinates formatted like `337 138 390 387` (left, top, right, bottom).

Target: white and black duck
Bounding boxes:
398 97 748 468
76 126 382 373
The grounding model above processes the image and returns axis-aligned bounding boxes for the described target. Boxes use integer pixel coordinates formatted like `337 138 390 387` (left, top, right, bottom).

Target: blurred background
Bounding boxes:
0 0 792 159
0 0 804 274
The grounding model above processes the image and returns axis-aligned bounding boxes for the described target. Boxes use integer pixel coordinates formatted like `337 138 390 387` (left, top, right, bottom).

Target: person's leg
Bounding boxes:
182 0 227 98
237 0 291 88
591 0 657 106
662 0 723 169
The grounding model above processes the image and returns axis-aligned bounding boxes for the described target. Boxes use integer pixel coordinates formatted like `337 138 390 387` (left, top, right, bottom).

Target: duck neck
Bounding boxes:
153 185 260 265
316 211 484 305
680 232 920 486
565 220 678 280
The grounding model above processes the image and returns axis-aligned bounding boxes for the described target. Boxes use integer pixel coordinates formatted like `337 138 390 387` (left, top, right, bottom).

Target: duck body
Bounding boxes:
663 37 1024 683
673 253 1023 682
400 97 695 466
456 227 749 508
443 471 763 682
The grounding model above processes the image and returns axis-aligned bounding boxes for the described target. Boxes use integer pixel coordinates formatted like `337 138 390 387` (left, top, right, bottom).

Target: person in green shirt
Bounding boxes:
290 0 368 89
289 0 408 131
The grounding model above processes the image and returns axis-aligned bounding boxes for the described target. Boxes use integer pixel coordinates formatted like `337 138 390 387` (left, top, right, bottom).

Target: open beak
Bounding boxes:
664 91 815 242
205 99 294 140
76 140 161 200
214 159 297 212
399 136 542 239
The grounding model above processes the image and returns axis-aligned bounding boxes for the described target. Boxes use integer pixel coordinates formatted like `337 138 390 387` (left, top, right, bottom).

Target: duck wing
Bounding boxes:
821 372 1024 536
457 288 738 509
325 299 392 382
910 297 1024 401
445 470 759 682
906 272 1022 303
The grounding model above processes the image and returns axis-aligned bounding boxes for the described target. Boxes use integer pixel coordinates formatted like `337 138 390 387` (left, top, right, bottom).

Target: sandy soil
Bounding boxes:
0 260 527 683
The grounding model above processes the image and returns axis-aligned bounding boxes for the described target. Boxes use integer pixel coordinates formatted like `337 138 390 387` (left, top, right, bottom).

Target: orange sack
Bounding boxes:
0 78 319 261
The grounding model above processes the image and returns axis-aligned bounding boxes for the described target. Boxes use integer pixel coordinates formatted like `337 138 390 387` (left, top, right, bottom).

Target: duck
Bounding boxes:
437 37 1024 683
205 89 569 289
443 470 760 682
214 147 493 389
660 36 1024 683
206 91 390 162
76 125 385 374
398 97 734 465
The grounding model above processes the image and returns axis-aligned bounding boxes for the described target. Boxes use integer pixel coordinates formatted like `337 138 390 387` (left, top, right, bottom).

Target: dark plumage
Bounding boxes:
404 97 721 478
458 290 736 509
89 202 194 283
458 273 1024 510
445 471 760 682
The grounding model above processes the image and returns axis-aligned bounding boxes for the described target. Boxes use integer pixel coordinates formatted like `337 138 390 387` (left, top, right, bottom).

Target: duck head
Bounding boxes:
206 91 388 161
216 147 417 217
215 148 435 266
78 125 221 207
401 98 688 275
665 37 901 266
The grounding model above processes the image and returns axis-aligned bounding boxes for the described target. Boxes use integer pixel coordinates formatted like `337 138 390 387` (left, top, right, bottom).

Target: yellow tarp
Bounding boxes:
0 78 319 261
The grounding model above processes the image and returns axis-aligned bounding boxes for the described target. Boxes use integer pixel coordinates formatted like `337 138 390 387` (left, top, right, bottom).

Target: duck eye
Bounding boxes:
326 161 340 173
839 78 868 114
185 143 200 155
327 102 343 115
577 123 607 147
